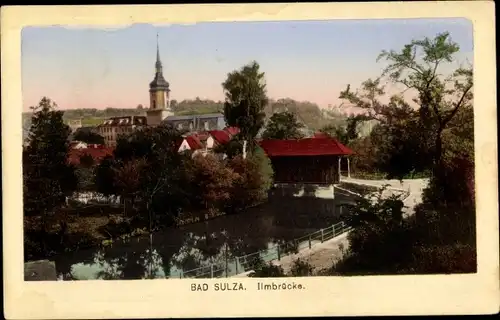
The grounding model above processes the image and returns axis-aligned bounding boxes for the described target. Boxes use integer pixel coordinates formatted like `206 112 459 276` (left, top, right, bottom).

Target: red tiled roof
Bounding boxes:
185 135 204 150
68 147 114 165
224 126 240 136
208 130 232 145
192 131 210 141
259 136 354 157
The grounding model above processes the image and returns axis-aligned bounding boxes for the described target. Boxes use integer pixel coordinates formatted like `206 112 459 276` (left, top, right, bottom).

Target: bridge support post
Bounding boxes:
347 157 351 178
277 246 281 261
235 257 239 274
338 157 341 181
308 235 311 249
321 229 324 243
210 264 214 278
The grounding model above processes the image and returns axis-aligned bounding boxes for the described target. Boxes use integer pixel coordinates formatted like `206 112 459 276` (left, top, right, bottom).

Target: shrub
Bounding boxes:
226 147 273 212
250 261 286 278
289 258 314 277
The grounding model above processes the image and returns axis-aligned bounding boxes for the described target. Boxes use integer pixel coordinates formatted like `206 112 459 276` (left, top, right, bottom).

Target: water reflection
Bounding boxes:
54 192 357 280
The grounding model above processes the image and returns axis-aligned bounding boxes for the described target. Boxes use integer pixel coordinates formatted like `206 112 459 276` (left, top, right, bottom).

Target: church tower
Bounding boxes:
146 33 173 127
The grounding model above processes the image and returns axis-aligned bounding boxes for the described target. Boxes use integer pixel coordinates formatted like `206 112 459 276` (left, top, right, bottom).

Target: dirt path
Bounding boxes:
272 233 350 274
340 176 429 217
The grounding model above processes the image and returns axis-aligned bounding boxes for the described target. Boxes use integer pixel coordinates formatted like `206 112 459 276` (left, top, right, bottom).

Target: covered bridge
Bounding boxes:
259 133 354 185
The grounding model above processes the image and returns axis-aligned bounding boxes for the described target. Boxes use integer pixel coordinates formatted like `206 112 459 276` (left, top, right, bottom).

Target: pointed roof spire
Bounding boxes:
155 32 162 72
150 31 170 91
156 32 160 63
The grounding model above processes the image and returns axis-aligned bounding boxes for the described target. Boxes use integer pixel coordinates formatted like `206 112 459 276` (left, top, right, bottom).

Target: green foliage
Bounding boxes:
319 115 361 146
250 260 286 278
319 124 347 141
170 97 223 115
72 127 105 145
402 244 476 274
333 154 475 275
289 258 314 277
340 32 473 179
377 31 473 168
415 156 475 246
94 156 117 196
226 147 273 212
222 61 268 143
251 146 274 193
333 190 417 274
23 97 78 221
262 111 305 140
185 153 238 211
75 167 95 192
114 124 192 223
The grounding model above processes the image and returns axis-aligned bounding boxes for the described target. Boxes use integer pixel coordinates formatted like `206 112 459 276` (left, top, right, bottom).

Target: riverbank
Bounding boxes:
24 201 268 262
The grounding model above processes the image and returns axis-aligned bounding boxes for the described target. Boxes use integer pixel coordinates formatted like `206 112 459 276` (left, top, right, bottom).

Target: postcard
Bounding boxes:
2 2 498 318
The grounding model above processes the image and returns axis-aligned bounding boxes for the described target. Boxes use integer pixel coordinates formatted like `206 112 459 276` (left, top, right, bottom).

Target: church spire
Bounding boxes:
155 32 162 73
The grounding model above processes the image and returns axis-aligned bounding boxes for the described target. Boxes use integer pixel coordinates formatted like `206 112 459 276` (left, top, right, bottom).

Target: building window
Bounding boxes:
204 121 209 130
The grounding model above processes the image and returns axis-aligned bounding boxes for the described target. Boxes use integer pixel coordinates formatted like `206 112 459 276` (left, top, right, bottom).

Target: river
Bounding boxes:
53 188 358 280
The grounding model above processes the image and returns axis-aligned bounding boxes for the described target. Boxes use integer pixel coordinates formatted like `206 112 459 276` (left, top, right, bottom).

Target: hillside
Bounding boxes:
22 98 349 131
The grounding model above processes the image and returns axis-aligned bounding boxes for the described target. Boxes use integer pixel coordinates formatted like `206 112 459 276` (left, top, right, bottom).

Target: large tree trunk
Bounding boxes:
434 126 445 171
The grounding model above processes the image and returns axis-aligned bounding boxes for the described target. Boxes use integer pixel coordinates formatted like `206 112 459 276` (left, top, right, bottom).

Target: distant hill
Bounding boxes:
22 97 349 132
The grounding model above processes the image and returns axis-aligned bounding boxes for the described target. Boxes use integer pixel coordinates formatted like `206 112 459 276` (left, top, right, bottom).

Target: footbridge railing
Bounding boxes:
180 220 353 279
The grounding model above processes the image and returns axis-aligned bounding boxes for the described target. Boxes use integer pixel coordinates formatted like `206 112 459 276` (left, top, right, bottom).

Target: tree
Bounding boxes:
333 189 416 274
340 32 472 178
79 153 94 168
23 97 78 233
377 32 473 169
112 158 148 217
113 123 192 227
94 156 117 197
222 61 268 150
227 146 274 212
72 127 105 145
185 154 237 211
262 111 305 140
75 167 95 192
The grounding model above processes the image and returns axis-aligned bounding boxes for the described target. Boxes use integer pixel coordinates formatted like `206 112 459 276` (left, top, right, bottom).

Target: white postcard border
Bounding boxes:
2 2 498 318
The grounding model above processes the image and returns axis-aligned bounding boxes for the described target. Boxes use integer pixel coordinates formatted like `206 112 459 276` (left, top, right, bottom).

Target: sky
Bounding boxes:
21 18 473 112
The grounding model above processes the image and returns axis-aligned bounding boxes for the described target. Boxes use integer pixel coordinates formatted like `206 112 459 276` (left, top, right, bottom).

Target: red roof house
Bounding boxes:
258 135 353 185
185 135 204 150
224 126 240 136
178 135 205 154
259 136 354 157
208 130 232 145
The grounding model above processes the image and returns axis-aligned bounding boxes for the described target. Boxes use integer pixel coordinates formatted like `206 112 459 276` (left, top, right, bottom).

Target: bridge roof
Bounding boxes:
259 136 354 157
